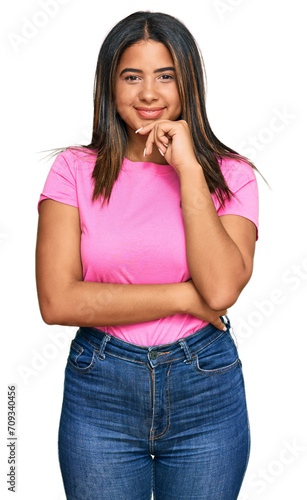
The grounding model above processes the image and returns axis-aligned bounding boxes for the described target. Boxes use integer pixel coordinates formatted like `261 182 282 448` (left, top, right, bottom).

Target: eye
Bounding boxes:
159 74 175 81
124 75 140 82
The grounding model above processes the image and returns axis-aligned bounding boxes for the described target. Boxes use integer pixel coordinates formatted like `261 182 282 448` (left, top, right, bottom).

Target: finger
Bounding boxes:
211 317 227 331
154 131 170 154
210 318 225 330
144 127 169 157
141 122 172 156
144 128 156 157
211 309 228 330
135 123 157 136
138 120 174 140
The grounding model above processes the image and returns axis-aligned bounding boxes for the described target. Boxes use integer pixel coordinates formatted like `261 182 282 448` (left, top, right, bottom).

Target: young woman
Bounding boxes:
36 11 259 500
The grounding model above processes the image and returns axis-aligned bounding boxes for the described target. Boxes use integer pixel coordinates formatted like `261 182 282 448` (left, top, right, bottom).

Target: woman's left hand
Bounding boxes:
137 120 199 176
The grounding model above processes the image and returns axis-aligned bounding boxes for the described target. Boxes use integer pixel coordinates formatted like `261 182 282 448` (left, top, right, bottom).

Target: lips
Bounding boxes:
135 107 165 119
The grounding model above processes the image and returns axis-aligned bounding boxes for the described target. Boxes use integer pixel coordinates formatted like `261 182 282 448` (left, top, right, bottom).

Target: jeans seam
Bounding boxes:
78 332 100 349
78 331 227 365
102 351 145 365
193 357 240 375
147 365 153 456
193 330 225 356
244 422 251 475
152 458 156 500
67 351 98 374
236 411 251 497
239 362 251 481
152 364 172 440
149 367 156 454
71 340 83 354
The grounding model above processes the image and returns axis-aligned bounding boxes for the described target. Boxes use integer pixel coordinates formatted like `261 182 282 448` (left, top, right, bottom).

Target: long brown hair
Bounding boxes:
40 11 266 207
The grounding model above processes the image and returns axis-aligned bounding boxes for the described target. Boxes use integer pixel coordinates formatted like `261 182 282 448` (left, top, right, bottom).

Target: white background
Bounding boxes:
1 0 306 498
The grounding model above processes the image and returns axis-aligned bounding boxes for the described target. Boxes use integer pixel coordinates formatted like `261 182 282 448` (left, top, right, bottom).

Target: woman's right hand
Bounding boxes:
182 279 228 330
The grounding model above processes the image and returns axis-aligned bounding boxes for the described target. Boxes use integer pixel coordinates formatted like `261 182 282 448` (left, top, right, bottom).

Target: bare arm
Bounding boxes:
140 120 257 312
35 199 227 328
179 164 257 310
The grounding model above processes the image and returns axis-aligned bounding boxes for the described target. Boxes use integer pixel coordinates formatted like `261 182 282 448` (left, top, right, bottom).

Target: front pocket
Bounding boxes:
192 330 239 375
67 338 98 373
193 355 239 375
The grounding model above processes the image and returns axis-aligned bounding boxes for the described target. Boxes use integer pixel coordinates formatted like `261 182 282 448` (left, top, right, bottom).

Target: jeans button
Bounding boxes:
150 351 158 360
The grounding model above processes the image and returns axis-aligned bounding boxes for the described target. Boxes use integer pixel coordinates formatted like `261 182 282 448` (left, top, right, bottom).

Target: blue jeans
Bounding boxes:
58 316 250 499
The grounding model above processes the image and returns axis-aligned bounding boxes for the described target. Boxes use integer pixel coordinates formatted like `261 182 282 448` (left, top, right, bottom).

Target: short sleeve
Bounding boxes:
37 150 78 212
213 158 259 241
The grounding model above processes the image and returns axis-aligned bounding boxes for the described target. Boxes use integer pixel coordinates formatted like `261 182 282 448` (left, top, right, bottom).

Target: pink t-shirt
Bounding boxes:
38 148 259 346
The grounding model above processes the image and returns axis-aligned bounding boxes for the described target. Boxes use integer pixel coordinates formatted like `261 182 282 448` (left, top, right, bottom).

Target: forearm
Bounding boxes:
179 164 247 309
40 280 187 327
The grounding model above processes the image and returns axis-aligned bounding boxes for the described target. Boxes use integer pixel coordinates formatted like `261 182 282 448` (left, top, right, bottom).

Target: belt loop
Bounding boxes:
179 340 192 364
98 334 111 360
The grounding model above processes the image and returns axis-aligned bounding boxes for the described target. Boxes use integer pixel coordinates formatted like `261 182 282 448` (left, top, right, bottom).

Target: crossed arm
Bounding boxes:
35 194 256 330
36 119 256 331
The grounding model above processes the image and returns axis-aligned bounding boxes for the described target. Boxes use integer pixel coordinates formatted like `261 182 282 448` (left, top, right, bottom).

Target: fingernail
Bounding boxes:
135 127 143 134
143 148 146 157
158 148 164 157
223 326 227 331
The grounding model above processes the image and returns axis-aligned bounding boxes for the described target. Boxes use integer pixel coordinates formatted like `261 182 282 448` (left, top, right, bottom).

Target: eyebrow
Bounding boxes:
119 67 175 76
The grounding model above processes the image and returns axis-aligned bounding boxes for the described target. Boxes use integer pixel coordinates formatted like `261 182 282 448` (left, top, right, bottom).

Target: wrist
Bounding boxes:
177 161 203 180
174 281 193 315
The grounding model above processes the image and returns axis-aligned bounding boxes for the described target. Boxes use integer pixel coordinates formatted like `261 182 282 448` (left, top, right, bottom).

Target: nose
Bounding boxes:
138 78 158 103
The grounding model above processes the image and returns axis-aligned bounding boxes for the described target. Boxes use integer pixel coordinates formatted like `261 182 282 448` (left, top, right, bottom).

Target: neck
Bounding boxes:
125 134 169 165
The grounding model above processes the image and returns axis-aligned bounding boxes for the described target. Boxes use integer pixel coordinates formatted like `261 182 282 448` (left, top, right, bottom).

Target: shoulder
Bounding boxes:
218 155 257 193
51 147 97 175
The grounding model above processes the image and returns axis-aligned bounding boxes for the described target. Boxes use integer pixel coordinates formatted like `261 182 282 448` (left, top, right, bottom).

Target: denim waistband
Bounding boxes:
76 316 231 367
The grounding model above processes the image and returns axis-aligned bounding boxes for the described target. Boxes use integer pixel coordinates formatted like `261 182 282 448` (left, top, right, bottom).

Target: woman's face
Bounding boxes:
115 40 182 138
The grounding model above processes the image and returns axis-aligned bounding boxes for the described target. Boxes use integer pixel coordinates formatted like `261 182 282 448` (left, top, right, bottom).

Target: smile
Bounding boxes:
134 107 165 119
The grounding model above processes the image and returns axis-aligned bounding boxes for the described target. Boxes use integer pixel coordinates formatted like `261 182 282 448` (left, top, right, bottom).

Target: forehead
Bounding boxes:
118 41 174 69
